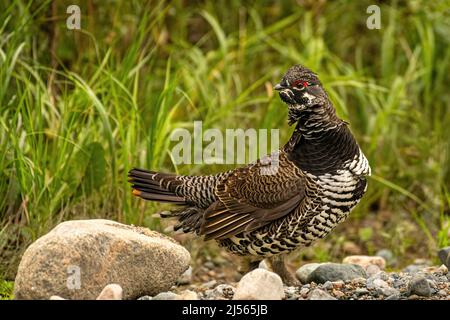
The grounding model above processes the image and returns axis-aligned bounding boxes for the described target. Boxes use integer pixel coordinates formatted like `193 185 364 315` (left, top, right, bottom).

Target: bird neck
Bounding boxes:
284 106 360 176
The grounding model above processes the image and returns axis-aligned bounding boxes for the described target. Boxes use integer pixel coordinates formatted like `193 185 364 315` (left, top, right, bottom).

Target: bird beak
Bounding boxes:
274 83 285 91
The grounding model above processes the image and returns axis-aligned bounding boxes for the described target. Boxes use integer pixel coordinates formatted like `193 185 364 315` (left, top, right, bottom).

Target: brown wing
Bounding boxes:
200 151 306 240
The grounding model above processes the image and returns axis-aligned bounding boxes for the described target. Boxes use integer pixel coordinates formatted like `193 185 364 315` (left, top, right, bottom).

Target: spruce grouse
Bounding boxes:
128 65 371 285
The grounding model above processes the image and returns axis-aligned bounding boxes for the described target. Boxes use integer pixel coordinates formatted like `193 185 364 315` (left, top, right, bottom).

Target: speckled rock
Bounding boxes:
14 219 191 300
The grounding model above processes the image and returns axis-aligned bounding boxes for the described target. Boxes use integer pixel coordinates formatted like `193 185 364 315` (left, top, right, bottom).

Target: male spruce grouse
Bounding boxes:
128 65 371 285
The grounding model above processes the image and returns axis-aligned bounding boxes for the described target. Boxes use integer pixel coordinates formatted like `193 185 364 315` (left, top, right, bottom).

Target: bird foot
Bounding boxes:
267 255 300 287
279 273 300 287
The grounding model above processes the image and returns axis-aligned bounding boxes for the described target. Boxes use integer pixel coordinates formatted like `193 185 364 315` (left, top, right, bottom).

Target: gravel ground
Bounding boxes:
142 263 450 300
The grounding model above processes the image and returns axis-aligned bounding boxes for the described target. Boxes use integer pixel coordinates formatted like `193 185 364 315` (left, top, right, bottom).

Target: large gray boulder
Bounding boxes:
14 219 190 299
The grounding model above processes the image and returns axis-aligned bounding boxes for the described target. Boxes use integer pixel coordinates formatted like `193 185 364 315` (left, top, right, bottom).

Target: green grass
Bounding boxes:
0 0 449 279
0 279 13 300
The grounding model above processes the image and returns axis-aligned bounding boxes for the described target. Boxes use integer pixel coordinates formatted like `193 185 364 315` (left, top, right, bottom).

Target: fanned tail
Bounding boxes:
128 167 206 235
128 168 187 205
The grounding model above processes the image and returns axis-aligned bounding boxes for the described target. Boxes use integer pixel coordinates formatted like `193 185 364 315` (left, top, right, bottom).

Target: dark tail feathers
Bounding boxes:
128 168 187 205
128 168 205 235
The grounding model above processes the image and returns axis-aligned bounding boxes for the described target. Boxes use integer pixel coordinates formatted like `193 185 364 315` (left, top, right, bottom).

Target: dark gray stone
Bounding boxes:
408 276 432 297
306 263 367 284
385 293 401 300
438 247 450 268
403 265 425 274
295 263 322 284
375 249 396 266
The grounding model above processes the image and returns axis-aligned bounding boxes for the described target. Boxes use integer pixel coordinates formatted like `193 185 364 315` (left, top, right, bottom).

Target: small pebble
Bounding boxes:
202 280 218 289
152 292 179 300
354 288 369 296
366 264 381 276
373 278 389 289
350 277 367 286
323 281 333 290
378 287 399 297
178 290 198 300
332 280 345 289
259 260 270 270
233 269 284 300
299 287 310 296
385 293 401 300
177 266 193 285
96 284 123 300
332 289 345 299
438 290 447 296
375 249 396 266
308 288 337 300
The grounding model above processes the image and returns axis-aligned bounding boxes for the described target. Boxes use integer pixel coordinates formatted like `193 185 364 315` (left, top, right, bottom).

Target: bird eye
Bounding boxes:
292 80 309 88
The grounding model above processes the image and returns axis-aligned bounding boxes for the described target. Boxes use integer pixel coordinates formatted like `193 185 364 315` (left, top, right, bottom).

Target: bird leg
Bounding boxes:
238 256 262 274
267 254 299 286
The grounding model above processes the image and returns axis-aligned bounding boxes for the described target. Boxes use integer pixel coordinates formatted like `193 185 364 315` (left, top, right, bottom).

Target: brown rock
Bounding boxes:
14 219 190 300
343 255 386 270
332 289 345 299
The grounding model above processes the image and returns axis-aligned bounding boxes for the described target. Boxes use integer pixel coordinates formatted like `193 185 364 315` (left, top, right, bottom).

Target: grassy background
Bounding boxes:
0 0 449 286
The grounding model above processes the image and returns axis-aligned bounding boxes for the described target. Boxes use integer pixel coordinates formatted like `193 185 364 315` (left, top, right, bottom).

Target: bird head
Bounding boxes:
274 65 327 125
